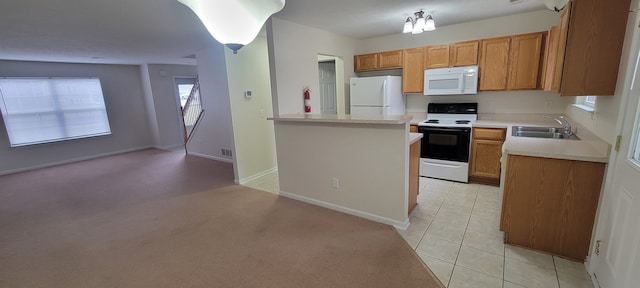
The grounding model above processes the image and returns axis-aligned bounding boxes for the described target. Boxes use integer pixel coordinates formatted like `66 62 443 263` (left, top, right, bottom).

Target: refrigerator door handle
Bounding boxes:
382 79 388 106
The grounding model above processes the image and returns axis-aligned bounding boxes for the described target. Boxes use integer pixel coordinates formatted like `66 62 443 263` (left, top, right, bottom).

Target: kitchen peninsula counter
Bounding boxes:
269 114 413 125
269 113 414 229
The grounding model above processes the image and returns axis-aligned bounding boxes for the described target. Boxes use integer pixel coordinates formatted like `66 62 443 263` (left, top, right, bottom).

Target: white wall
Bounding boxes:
358 10 560 53
189 44 235 164
0 60 153 174
274 121 409 226
267 18 359 115
141 64 198 149
406 91 572 115
225 36 278 183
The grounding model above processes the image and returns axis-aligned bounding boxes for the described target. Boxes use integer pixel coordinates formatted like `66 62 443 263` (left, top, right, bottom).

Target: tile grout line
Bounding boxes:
449 185 478 287
553 256 561 288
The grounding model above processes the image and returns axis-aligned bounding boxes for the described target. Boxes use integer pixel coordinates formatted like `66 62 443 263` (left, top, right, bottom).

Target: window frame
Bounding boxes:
0 77 112 148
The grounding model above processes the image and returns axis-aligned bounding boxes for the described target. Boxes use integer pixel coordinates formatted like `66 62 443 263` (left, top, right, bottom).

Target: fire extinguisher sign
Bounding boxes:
303 86 311 113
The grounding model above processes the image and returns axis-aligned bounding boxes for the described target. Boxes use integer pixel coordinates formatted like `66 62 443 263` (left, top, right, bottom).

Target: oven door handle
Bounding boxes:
419 127 470 133
421 160 464 168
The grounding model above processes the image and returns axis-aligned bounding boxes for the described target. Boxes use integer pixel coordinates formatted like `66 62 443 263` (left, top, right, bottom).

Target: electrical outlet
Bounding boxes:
332 178 339 189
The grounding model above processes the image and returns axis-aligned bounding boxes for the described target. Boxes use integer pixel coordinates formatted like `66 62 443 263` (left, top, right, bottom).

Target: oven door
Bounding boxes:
418 126 471 162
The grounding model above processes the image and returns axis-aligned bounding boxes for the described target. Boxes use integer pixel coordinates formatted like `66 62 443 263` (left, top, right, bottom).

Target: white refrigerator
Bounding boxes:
349 76 405 116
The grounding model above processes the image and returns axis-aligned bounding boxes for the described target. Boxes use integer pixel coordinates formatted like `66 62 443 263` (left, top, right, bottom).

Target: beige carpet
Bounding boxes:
0 149 443 288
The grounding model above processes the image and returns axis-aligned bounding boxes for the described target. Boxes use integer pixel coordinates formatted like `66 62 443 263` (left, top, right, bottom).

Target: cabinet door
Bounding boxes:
479 37 511 91
403 48 425 94
551 2 571 93
425 45 450 69
502 155 606 260
378 50 403 69
408 141 420 215
542 26 560 91
451 41 479 67
354 53 378 71
508 32 544 90
470 139 503 179
553 0 630 96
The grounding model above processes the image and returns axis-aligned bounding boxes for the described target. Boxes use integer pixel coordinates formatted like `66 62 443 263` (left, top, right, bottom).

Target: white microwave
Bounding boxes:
423 65 479 95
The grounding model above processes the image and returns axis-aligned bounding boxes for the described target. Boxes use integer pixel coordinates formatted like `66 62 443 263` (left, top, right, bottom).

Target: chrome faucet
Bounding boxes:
546 115 573 136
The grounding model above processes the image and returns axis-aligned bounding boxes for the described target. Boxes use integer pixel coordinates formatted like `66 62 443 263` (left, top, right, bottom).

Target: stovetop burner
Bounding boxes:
418 103 478 128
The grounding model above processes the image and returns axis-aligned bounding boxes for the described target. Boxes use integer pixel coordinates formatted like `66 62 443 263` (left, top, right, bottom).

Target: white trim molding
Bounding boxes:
0 145 154 176
187 151 234 163
238 167 278 185
279 191 410 230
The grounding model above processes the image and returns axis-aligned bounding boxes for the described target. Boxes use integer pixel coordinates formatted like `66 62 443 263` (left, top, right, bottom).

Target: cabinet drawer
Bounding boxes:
473 128 505 140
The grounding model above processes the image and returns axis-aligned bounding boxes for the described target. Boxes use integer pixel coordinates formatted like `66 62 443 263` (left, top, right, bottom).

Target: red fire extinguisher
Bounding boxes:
303 87 311 113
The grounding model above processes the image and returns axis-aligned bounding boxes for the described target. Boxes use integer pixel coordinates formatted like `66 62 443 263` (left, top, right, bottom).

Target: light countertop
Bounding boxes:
474 116 611 163
409 133 423 145
407 112 427 125
269 114 413 125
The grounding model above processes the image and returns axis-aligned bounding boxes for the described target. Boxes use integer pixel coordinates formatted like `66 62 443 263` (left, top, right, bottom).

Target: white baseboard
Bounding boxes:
279 191 409 229
0 146 153 176
238 167 278 185
187 151 233 163
156 144 185 151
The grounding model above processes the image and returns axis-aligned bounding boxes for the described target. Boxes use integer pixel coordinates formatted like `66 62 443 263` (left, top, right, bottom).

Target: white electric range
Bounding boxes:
417 103 478 183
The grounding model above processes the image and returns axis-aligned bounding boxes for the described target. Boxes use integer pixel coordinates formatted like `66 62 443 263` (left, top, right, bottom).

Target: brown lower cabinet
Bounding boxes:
408 140 420 215
470 127 506 186
500 155 605 261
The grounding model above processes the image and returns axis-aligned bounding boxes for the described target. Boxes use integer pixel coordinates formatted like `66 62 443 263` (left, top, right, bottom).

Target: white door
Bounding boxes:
591 10 640 287
318 61 337 115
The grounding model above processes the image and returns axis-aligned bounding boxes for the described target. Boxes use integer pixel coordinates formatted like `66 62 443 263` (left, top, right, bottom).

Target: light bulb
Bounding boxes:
402 17 413 34
424 15 436 31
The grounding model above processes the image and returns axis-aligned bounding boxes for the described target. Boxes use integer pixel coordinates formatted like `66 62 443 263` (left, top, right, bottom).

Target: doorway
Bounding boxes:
318 60 338 115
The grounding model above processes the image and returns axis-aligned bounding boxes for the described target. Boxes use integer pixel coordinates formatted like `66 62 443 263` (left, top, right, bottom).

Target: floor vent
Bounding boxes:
221 148 233 157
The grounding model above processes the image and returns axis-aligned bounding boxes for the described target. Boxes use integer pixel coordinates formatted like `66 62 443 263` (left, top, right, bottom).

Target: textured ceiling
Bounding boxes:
0 0 548 65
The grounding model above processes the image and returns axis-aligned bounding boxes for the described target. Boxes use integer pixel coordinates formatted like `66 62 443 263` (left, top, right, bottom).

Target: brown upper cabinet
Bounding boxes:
479 33 545 91
402 48 425 94
378 50 403 69
354 53 378 71
424 45 451 69
451 41 479 67
543 0 631 96
508 32 544 90
479 37 511 91
354 50 402 72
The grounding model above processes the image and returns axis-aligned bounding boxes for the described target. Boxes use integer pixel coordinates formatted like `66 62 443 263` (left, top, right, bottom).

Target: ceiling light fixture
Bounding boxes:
177 0 285 54
402 10 436 34
541 0 569 12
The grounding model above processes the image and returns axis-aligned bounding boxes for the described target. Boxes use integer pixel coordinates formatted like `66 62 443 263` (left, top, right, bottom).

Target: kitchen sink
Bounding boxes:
511 126 580 140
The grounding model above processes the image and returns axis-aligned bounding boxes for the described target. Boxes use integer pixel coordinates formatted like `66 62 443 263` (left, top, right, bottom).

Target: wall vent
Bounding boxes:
221 148 233 157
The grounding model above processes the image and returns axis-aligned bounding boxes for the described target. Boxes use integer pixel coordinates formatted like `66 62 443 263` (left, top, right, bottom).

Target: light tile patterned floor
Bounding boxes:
243 171 280 194
398 177 595 288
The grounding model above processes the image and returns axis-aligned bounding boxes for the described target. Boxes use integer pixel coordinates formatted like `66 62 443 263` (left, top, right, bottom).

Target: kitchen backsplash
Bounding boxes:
406 90 572 115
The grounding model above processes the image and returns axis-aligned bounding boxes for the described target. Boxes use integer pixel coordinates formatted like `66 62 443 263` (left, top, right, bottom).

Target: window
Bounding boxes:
585 95 596 106
572 96 596 114
175 77 196 108
0 78 111 147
